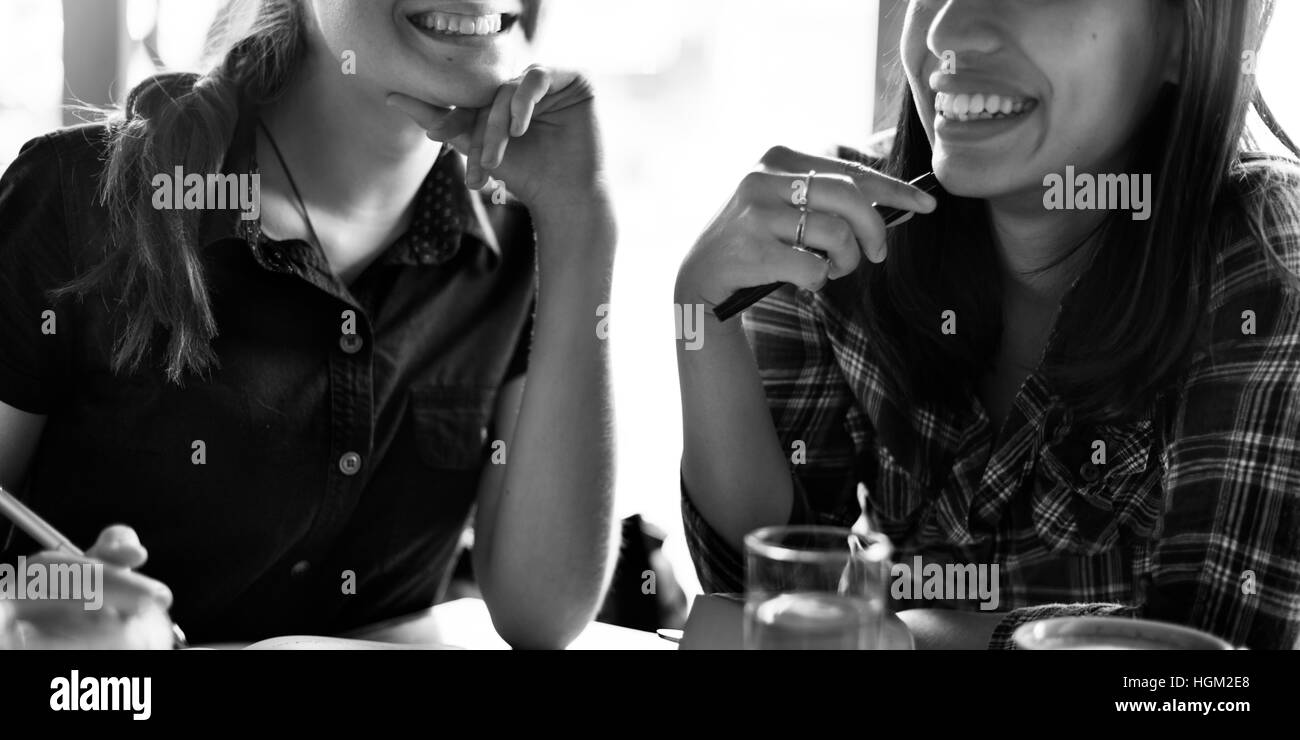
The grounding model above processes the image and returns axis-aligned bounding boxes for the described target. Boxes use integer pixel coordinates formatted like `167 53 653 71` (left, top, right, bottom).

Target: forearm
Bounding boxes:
479 195 618 648
897 609 1007 650
675 302 794 551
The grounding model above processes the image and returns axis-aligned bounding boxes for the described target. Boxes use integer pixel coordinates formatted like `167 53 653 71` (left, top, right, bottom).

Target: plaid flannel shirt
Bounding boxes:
683 157 1300 650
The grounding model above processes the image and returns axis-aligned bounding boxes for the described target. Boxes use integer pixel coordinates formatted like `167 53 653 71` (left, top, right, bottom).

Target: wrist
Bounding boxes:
674 267 725 316
675 281 746 347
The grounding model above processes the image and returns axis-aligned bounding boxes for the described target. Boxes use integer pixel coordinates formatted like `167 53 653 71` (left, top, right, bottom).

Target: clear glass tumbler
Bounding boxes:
744 525 893 650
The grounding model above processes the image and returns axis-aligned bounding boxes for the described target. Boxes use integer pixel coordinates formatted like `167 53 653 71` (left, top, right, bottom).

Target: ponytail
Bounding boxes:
55 0 306 383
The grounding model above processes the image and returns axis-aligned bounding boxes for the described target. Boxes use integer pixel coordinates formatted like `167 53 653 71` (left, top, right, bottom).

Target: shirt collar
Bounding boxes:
379 146 501 267
199 110 500 267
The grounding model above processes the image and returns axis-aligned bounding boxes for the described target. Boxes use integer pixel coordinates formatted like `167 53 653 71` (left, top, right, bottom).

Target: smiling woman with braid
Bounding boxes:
0 0 617 648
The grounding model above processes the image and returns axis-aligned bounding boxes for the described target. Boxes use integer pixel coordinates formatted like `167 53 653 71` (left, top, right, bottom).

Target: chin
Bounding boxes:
409 66 513 109
932 159 994 199
932 155 1027 200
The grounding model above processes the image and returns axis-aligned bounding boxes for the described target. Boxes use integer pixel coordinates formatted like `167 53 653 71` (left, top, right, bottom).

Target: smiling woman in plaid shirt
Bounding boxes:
677 0 1300 649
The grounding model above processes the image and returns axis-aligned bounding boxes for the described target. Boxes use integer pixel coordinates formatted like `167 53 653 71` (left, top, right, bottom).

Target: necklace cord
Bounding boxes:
256 118 323 251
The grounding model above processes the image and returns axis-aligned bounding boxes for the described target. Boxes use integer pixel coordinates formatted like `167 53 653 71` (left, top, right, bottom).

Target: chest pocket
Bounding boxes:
409 384 497 470
1033 419 1162 553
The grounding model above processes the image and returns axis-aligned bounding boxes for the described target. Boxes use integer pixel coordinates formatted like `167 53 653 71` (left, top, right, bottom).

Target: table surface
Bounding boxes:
200 598 677 650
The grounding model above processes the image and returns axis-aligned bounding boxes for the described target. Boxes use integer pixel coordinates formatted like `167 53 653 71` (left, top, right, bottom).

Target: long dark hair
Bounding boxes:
860 0 1300 422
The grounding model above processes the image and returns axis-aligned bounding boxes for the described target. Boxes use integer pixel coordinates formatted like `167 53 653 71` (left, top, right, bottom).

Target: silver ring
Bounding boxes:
791 209 828 263
792 244 830 263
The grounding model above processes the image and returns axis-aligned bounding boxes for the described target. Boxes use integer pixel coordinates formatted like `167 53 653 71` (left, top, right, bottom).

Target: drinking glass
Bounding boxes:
744 525 893 650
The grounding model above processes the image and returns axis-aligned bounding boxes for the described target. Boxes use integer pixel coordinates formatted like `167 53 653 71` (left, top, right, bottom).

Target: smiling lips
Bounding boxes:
408 10 515 37
935 91 1038 122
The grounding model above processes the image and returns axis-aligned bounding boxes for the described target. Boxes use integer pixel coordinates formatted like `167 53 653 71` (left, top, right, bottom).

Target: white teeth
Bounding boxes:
410 11 507 36
934 91 1036 121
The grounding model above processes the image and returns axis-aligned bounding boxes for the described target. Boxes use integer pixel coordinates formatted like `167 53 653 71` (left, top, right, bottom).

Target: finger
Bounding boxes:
752 238 834 293
433 108 479 148
13 606 175 650
465 107 492 190
23 550 174 613
481 83 518 169
443 129 475 157
86 524 147 569
767 209 862 279
386 93 477 141
385 92 451 127
759 145 938 214
511 65 552 136
530 69 598 121
750 171 890 263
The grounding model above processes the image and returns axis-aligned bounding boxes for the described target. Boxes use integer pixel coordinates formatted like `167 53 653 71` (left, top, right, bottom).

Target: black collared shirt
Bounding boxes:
0 117 536 642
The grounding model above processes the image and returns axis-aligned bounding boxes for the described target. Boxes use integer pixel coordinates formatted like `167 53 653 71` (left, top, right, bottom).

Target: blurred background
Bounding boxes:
1 0 1297 607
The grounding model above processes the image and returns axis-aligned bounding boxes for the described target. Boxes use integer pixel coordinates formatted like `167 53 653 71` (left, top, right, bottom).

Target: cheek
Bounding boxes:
900 7 936 134
1033 28 1159 166
309 0 392 61
309 0 360 41
899 6 932 83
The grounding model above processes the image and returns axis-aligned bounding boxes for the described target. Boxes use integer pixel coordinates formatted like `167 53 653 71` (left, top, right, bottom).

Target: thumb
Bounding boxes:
386 93 478 142
85 525 148 569
531 68 595 116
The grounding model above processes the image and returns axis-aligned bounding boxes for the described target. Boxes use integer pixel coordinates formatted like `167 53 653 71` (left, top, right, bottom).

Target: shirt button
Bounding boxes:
339 333 364 354
1080 462 1101 482
339 451 362 476
290 560 311 578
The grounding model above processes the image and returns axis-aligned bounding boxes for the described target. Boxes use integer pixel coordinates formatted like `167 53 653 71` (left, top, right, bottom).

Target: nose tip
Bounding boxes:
926 2 1003 67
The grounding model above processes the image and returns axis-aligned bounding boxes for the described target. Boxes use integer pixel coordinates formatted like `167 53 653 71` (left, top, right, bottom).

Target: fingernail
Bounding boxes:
920 192 938 209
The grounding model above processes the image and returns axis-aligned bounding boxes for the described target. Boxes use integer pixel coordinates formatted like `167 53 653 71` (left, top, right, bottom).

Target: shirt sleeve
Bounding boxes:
681 284 863 594
0 135 76 415
988 252 1300 650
